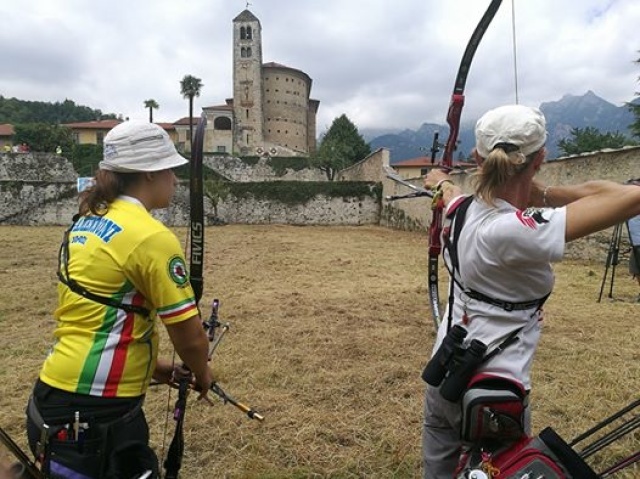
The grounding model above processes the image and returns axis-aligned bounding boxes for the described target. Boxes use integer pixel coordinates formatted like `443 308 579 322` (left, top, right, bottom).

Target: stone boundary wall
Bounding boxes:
0 181 78 225
0 152 378 226
154 186 380 226
0 152 81 224
382 147 640 260
204 155 326 182
0 180 380 227
1 148 637 260
337 148 389 183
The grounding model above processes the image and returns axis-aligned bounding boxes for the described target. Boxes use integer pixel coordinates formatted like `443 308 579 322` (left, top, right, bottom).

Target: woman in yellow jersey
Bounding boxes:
26 121 214 478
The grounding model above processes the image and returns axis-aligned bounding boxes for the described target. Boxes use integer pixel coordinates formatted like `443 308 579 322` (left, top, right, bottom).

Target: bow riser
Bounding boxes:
427 0 503 330
188 116 207 304
164 114 207 479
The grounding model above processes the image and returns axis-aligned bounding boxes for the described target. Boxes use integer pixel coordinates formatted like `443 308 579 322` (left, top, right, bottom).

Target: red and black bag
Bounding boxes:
460 375 527 444
456 427 599 479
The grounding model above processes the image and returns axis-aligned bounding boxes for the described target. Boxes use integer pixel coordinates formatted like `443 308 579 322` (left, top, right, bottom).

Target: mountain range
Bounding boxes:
363 91 638 163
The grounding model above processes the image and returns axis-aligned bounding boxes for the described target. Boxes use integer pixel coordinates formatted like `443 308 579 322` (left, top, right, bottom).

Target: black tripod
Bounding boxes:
598 223 624 302
598 221 637 302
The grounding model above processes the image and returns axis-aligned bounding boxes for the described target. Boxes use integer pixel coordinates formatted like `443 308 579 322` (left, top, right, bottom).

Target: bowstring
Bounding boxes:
511 0 520 104
159 224 192 470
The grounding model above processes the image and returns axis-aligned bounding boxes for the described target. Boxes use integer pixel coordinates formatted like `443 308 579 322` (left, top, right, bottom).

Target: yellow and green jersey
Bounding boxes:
40 197 197 397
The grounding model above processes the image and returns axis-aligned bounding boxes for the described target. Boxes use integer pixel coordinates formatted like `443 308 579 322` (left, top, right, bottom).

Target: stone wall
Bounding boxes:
0 152 78 181
382 147 640 260
205 154 326 182
1 148 637 259
0 181 78 225
0 153 378 226
337 148 389 183
0 152 79 224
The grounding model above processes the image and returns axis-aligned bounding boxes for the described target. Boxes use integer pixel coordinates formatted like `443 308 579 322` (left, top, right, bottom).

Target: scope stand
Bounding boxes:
597 223 625 302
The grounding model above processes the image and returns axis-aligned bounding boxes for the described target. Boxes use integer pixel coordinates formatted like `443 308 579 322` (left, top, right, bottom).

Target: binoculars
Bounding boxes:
422 325 488 402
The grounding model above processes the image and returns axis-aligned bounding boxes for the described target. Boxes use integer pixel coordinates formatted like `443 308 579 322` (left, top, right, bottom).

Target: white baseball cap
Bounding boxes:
475 105 547 159
99 121 188 172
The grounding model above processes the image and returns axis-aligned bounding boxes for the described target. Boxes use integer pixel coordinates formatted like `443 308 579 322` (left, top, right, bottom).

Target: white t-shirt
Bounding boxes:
433 196 567 390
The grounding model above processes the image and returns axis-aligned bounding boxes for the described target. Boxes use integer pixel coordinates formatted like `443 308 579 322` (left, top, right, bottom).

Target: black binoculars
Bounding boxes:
422 325 467 386
422 325 488 402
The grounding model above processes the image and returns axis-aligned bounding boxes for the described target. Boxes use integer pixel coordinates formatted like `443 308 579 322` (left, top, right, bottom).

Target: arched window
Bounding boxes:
241 47 247 58
246 26 252 39
246 47 252 57
214 117 231 130
240 26 247 39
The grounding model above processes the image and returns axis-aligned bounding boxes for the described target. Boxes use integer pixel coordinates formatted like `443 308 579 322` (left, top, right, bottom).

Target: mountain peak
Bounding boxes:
369 91 636 163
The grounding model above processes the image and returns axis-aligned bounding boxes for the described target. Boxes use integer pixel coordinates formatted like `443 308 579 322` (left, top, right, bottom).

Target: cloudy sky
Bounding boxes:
2 0 639 133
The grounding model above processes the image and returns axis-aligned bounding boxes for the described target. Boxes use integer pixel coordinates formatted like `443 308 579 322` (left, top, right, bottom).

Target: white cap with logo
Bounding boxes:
99 121 188 172
475 105 547 159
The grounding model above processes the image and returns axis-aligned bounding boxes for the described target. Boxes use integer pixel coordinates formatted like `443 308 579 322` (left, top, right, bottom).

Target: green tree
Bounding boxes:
179 75 203 152
557 126 635 156
204 177 230 221
628 54 640 138
0 96 117 123
143 99 159 123
13 123 74 153
311 114 371 180
70 144 102 176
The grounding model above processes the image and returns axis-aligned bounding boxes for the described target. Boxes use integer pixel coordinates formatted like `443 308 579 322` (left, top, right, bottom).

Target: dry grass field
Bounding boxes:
0 225 638 478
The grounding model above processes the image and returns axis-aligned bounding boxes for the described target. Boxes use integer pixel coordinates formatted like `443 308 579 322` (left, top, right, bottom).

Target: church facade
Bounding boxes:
202 9 319 157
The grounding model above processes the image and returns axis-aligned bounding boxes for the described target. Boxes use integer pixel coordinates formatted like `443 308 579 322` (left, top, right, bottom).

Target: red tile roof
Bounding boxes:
0 124 14 136
63 120 122 129
394 156 476 168
63 120 177 133
173 117 199 126
394 156 432 167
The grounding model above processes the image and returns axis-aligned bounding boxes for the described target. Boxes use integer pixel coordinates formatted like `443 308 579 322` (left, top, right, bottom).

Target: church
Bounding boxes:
201 9 319 158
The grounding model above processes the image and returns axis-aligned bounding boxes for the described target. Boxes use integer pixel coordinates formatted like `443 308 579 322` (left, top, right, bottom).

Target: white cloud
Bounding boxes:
1 0 638 129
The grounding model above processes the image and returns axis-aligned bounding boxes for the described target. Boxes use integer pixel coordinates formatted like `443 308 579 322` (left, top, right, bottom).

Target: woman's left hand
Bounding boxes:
423 169 452 190
153 359 194 388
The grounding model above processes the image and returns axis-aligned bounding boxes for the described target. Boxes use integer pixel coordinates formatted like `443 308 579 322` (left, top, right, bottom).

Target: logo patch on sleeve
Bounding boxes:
168 256 189 286
516 208 550 229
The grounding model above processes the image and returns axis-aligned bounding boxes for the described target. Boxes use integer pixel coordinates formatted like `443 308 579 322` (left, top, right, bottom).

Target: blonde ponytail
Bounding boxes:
473 144 539 205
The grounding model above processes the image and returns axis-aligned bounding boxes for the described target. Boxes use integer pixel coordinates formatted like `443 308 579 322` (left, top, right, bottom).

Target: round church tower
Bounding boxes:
262 62 315 154
231 9 319 157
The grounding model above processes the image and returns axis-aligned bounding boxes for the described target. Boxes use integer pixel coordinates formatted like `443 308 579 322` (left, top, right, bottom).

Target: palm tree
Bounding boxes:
179 75 204 152
143 99 159 123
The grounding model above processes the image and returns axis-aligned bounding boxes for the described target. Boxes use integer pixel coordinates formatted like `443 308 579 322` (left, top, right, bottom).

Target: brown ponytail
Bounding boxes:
78 170 141 216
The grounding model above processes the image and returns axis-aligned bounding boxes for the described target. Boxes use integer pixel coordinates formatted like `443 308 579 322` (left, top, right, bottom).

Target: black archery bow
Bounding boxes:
163 114 207 479
0 426 44 479
163 115 263 477
427 0 503 331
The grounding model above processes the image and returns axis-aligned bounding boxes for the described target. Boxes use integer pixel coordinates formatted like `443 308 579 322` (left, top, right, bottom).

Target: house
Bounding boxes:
392 156 439 179
63 120 123 145
172 117 199 153
63 120 178 145
393 156 476 179
0 124 14 150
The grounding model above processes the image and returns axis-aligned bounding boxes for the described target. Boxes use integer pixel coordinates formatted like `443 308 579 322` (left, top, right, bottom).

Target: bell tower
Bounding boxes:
232 9 264 154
